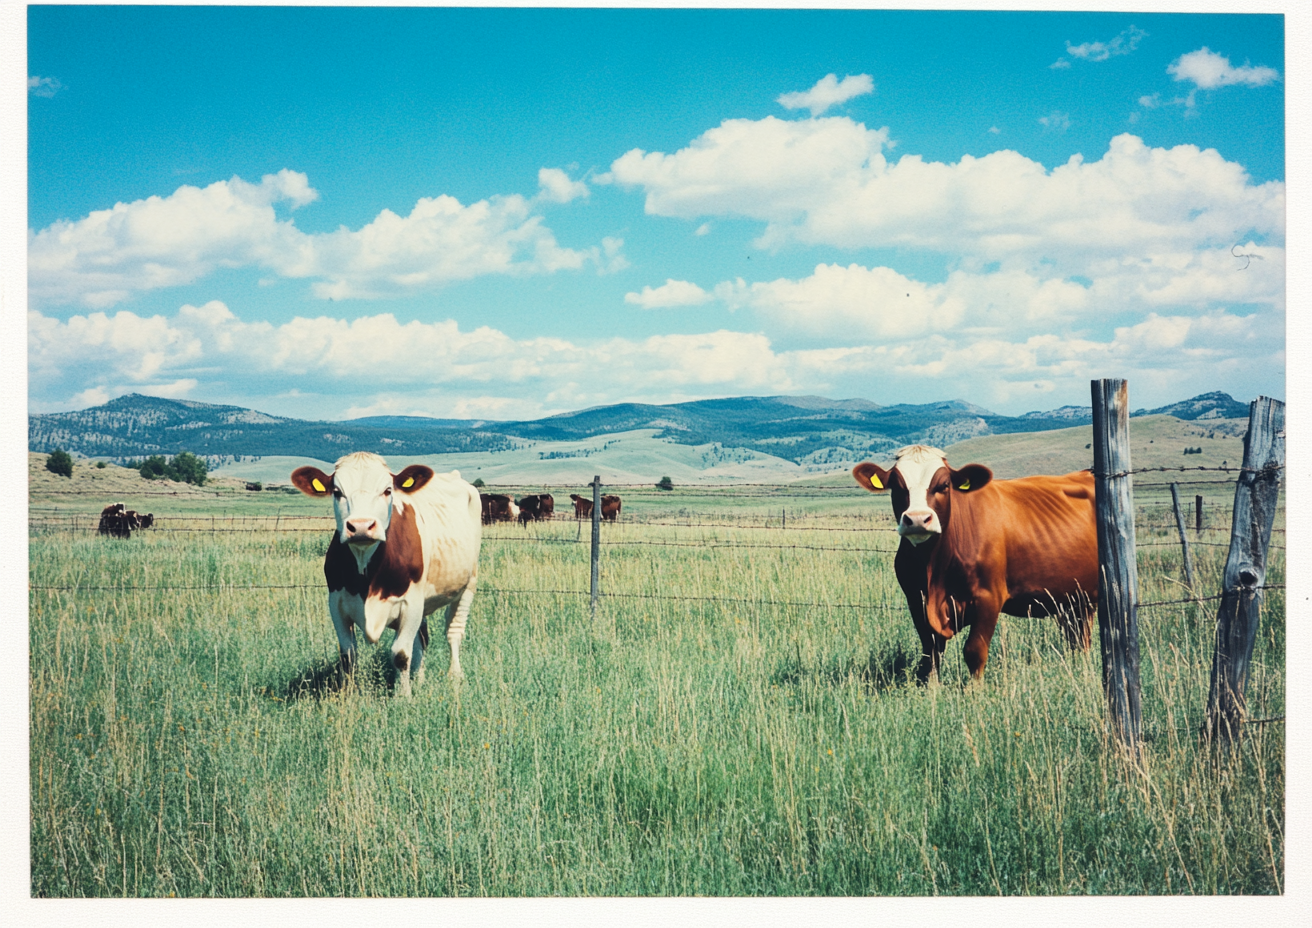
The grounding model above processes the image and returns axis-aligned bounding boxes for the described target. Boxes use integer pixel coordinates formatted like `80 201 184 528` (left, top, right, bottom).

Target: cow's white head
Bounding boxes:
292 452 434 554
853 445 993 545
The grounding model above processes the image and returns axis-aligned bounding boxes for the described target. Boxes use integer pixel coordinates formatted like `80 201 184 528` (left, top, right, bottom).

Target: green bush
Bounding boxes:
45 449 73 478
656 476 674 491
473 478 485 488
137 452 208 485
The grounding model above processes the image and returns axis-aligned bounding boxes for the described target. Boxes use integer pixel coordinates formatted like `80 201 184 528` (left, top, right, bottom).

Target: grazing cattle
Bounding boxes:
568 493 621 521
569 494 592 519
515 493 555 525
479 493 519 524
98 503 131 538
292 453 482 695
137 513 155 529
517 495 542 526
853 445 1097 682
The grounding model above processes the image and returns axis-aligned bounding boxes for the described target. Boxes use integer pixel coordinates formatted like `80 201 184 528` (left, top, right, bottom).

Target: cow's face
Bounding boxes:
292 453 434 549
854 446 992 545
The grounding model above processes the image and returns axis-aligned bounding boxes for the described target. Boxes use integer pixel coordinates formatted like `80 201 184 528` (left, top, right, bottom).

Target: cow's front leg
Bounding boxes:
390 597 425 698
962 597 1001 681
328 592 360 682
905 589 942 684
445 576 478 681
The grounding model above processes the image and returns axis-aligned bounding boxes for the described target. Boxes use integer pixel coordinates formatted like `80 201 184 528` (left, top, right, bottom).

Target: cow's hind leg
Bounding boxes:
412 618 429 689
445 576 478 681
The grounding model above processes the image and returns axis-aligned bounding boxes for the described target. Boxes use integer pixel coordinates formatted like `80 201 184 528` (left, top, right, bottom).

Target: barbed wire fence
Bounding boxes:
29 461 1284 615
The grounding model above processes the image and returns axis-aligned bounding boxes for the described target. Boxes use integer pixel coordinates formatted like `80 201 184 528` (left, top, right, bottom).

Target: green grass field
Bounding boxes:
29 479 1284 896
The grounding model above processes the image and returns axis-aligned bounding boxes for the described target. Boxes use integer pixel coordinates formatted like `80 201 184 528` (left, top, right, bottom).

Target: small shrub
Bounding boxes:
45 449 73 478
138 451 208 485
95 461 106 469
473 478 485 488
656 476 674 491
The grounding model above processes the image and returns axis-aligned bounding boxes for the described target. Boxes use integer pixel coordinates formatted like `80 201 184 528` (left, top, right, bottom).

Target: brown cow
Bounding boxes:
569 494 592 519
479 493 519 524
124 511 155 529
853 444 1097 682
569 493 621 521
516 494 550 526
98 503 131 538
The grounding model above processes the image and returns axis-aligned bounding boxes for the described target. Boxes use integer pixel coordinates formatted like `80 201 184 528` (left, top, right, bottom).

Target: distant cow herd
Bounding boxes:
479 490 618 526
97 502 154 538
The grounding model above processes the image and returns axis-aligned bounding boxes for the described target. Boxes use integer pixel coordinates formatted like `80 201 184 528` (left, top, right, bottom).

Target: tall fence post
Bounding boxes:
1091 378 1143 760
590 474 601 618
1169 483 1196 592
1195 495 1204 535
1204 397 1285 748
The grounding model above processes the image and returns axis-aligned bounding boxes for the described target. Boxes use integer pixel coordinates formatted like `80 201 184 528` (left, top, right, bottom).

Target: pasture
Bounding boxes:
29 476 1284 896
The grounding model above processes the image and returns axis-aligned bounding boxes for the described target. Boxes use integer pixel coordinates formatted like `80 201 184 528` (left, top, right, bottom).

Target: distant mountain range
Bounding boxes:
28 390 1253 466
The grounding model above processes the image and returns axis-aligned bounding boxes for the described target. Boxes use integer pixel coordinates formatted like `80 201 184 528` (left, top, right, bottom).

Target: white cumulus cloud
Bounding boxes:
1168 47 1280 90
777 74 874 116
537 167 589 204
624 279 712 309
609 121 1284 278
29 171 607 308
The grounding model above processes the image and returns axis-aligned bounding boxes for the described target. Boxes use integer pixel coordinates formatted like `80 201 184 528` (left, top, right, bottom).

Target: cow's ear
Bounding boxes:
950 463 992 493
394 464 434 493
291 466 333 497
853 462 892 492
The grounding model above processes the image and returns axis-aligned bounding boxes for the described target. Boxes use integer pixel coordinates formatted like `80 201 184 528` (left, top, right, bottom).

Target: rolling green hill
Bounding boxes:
31 390 1260 486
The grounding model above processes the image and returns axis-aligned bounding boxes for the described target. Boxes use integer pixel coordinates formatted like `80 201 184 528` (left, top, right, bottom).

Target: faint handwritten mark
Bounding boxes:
1232 244 1263 270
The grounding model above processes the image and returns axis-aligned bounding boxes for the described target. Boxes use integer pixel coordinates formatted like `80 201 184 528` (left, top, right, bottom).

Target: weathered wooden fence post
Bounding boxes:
1091 378 1143 759
1195 495 1204 535
1203 397 1285 748
1169 483 1196 591
590 474 601 618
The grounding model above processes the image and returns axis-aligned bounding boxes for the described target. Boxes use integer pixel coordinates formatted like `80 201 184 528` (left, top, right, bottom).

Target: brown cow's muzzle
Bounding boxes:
898 509 940 544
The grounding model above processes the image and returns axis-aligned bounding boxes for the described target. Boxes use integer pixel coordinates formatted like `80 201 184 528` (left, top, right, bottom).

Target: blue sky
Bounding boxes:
25 6 1287 421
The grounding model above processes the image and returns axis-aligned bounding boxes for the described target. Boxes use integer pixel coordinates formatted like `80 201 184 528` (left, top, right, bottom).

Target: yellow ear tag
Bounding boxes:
312 478 326 493
402 477 414 489
957 479 970 491
869 473 883 489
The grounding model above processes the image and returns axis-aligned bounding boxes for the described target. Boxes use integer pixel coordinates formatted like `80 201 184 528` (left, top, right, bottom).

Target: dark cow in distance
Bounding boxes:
479 493 519 524
853 444 1097 682
516 493 554 526
98 503 154 537
98 503 131 538
569 493 621 521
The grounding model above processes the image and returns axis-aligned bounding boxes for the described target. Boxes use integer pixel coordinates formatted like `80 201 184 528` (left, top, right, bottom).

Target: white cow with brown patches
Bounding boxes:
291 452 482 696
